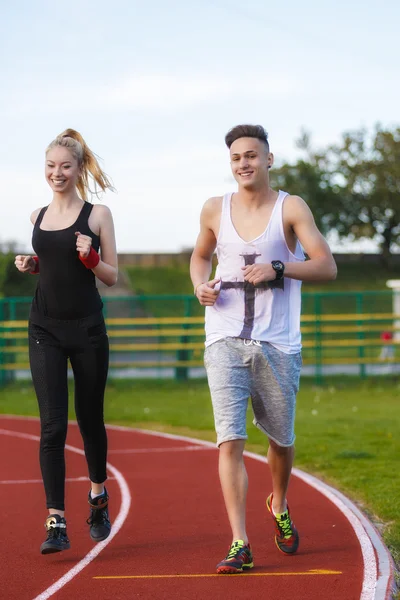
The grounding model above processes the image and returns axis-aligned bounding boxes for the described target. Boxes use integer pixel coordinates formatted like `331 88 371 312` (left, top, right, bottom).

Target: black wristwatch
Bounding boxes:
271 260 285 280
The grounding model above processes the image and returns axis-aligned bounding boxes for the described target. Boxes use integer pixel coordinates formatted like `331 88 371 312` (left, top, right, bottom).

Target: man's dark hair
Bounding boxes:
225 124 269 151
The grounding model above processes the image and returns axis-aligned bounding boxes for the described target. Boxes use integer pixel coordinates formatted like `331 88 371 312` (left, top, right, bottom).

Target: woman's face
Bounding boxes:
45 146 80 194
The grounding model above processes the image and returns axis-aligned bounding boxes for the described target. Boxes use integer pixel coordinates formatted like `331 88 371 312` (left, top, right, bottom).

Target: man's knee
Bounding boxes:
219 439 246 458
268 438 294 455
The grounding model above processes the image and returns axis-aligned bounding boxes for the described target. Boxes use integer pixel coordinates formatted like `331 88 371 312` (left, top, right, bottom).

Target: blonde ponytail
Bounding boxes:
46 128 115 201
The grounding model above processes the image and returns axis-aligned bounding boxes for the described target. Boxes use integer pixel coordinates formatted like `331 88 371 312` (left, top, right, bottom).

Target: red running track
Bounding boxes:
0 415 395 600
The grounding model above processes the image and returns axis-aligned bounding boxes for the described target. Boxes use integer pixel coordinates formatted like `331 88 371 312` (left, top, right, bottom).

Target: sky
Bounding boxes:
1 0 400 253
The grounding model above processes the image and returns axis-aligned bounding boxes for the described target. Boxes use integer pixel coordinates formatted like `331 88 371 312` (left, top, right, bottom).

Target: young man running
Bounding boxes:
190 124 337 574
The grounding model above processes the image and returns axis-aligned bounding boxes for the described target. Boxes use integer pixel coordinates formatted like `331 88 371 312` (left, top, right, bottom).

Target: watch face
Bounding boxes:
272 260 284 279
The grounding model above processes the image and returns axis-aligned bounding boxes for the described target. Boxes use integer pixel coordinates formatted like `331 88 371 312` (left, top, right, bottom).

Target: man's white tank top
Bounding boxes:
205 190 304 354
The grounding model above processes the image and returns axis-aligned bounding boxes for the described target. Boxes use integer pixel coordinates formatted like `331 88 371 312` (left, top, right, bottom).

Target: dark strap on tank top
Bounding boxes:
31 200 102 320
34 202 94 230
75 202 94 230
35 206 49 228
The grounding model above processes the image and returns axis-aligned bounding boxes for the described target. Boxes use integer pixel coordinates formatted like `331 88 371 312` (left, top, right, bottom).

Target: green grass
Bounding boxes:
125 266 195 296
124 260 400 295
123 266 203 317
1 376 399 581
302 261 400 292
122 261 398 319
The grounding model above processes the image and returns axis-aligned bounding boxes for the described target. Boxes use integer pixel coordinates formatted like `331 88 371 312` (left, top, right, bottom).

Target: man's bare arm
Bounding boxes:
190 197 221 305
242 195 337 285
284 196 337 282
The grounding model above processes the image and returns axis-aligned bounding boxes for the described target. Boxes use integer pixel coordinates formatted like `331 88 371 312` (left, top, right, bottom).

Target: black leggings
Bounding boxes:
29 311 109 511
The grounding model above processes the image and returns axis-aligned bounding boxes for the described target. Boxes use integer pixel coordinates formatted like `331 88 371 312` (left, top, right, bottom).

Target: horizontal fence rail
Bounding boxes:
0 292 399 384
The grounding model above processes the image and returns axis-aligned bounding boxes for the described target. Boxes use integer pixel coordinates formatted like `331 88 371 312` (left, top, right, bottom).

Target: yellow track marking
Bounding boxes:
94 569 342 580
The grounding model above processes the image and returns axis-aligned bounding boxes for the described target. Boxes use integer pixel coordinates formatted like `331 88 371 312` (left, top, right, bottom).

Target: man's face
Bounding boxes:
229 137 273 189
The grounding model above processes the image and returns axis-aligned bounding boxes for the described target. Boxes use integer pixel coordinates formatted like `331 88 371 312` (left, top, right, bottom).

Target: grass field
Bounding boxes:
124 260 400 295
1 375 399 582
123 261 398 320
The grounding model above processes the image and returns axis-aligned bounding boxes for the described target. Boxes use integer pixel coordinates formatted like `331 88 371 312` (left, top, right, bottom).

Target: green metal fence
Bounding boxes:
0 291 399 386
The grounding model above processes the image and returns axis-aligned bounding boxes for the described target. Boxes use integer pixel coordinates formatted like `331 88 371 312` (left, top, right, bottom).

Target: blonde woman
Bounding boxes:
15 129 117 554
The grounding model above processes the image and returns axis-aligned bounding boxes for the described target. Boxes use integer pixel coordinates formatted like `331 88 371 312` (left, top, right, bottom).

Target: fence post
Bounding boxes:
6 299 16 383
356 293 366 378
387 280 400 341
175 296 191 381
314 294 323 386
0 300 4 387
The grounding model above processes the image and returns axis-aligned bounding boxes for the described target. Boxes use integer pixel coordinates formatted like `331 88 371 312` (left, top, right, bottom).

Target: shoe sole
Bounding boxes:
41 542 71 555
216 563 254 574
90 529 111 543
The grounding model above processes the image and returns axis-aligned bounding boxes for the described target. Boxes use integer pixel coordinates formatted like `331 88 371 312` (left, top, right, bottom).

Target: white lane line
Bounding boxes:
249 452 378 600
0 416 395 599
0 426 131 600
108 445 215 454
106 424 395 600
290 467 395 600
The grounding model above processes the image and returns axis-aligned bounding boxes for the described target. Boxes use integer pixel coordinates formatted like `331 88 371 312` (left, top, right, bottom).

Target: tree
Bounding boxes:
328 126 400 262
0 251 36 298
271 143 341 237
272 126 400 264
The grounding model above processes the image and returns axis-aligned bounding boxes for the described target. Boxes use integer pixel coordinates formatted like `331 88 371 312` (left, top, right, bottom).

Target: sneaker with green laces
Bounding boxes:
266 493 299 554
216 539 254 574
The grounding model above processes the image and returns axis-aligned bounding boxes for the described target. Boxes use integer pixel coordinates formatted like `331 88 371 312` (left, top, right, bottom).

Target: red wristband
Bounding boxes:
79 246 100 269
30 256 39 275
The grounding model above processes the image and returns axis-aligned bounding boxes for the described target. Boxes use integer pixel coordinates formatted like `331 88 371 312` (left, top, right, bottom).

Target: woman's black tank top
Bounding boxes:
31 201 103 319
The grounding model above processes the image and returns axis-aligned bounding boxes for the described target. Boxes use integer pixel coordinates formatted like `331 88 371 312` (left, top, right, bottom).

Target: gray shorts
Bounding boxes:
204 337 302 447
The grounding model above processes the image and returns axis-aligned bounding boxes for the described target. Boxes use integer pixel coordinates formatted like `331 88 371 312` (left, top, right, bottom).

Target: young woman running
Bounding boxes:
14 129 117 554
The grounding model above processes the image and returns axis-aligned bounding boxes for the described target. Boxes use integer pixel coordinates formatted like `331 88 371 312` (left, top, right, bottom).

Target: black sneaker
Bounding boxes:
40 514 70 555
87 488 111 542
